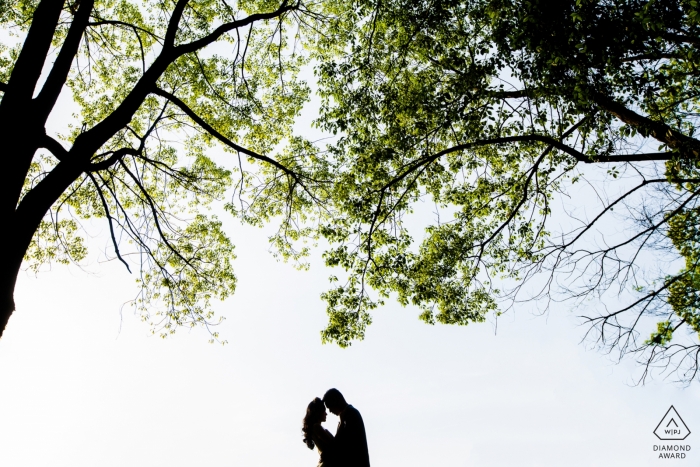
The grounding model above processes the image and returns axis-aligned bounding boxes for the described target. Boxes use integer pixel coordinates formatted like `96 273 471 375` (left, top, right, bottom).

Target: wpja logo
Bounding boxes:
653 406 691 459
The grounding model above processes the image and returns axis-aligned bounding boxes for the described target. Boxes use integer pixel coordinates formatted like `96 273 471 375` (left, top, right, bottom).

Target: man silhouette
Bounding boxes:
323 388 370 467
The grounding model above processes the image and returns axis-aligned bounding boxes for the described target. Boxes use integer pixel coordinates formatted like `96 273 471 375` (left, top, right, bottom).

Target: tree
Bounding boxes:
308 0 700 383
5 0 700 384
0 0 323 339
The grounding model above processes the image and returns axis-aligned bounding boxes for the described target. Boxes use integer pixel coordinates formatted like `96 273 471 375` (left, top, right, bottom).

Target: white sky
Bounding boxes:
1 215 698 467
1 24 699 467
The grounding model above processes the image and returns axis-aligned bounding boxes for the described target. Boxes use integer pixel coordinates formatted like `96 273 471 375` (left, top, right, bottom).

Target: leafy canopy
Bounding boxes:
2 0 324 340
306 0 700 382
6 0 700 383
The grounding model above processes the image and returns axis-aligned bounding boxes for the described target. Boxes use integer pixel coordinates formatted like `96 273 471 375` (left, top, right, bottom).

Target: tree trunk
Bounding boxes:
0 155 89 339
0 234 27 338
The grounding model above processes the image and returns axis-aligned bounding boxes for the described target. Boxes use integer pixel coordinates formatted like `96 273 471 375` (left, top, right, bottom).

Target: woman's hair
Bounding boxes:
302 397 325 450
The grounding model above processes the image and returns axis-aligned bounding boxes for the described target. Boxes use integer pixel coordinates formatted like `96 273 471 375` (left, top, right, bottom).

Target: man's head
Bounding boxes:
323 388 348 415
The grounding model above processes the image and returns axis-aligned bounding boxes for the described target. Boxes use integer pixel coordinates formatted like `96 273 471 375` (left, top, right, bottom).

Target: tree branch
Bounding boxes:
0 0 65 108
118 158 199 273
87 172 131 273
34 0 94 122
621 53 681 62
486 90 700 158
387 135 673 193
174 1 297 56
487 89 534 99
151 87 301 178
592 93 700 156
87 147 140 171
40 134 69 161
164 0 190 49
662 32 700 47
72 1 297 159
88 20 151 72
87 20 163 41
479 115 597 250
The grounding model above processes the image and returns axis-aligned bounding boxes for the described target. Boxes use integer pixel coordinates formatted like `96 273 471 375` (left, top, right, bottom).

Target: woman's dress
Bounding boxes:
312 424 337 467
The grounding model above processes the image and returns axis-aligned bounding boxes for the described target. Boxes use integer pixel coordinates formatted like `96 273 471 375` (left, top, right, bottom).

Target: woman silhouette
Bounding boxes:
302 397 338 466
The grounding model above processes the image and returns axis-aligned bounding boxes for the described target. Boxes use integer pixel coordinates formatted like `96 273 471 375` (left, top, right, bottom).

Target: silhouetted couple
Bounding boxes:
302 388 370 467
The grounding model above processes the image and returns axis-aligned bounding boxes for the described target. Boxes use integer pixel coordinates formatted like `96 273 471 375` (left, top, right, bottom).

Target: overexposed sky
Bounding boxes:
1 215 698 467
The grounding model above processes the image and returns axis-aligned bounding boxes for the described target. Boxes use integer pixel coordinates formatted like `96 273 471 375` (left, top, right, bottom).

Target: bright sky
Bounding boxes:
0 28 698 467
1 213 698 467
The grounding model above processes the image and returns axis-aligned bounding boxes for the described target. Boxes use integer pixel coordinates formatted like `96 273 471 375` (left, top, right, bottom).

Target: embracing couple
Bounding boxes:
302 388 370 467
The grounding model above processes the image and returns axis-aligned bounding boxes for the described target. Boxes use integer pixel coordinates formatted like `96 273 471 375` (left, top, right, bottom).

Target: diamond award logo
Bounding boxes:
654 406 691 441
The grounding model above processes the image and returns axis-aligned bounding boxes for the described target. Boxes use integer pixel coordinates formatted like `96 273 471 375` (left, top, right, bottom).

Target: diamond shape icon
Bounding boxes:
654 406 691 440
